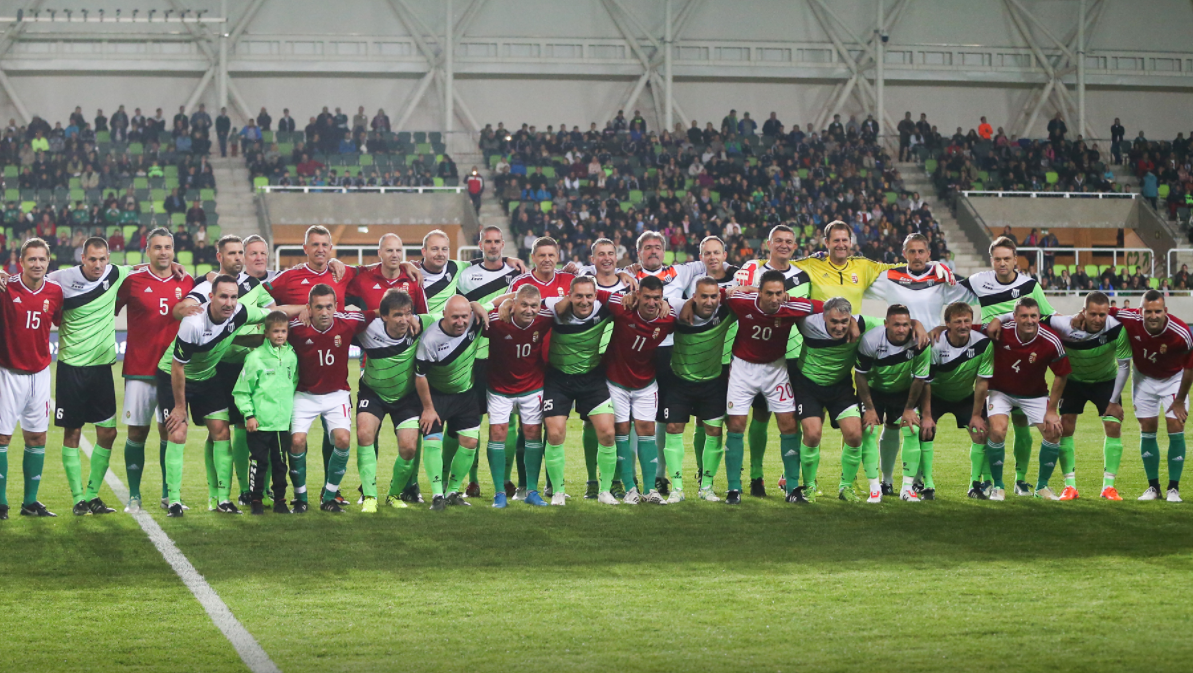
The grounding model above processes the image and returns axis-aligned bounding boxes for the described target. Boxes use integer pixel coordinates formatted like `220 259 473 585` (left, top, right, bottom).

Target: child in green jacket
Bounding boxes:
232 311 299 515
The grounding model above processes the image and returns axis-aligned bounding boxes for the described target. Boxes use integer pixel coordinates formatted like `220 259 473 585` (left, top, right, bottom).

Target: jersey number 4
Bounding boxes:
1010 359 1021 373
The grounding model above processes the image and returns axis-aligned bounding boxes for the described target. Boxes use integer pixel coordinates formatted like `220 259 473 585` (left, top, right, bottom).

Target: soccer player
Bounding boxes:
160 275 295 517
354 289 434 512
601 276 676 504
417 229 463 316
286 284 371 513
415 295 490 510
484 286 554 506
116 228 194 512
924 302 993 499
719 270 822 504
973 298 1069 501
667 277 736 502
242 234 279 283
1031 292 1131 500
854 305 931 502
231 311 299 515
1110 290 1193 502
543 277 619 505
958 236 1055 496
0 238 62 518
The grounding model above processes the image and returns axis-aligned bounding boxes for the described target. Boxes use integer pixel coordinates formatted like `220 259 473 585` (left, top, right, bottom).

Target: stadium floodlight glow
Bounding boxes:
4 7 224 23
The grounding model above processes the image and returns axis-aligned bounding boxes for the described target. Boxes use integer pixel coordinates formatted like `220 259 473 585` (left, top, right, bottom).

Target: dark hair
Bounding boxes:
263 310 290 330
380 287 413 315
768 224 795 240
83 236 108 254
758 269 787 289
308 283 336 304
569 276 596 293
1014 297 1039 312
1142 289 1165 304
989 236 1017 255
943 301 973 323
212 274 239 294
532 236 558 254
216 234 242 253
639 275 664 293
694 276 720 292
19 236 49 259
886 303 911 318
1085 290 1111 307
145 227 173 248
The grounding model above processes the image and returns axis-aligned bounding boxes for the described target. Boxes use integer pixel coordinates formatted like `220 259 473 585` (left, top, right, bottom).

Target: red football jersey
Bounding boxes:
727 293 822 363
267 263 359 310
987 322 1071 397
345 264 428 314
117 267 195 379
1112 307 1193 379
510 271 575 301
288 311 369 394
0 275 62 372
602 293 676 389
483 309 554 394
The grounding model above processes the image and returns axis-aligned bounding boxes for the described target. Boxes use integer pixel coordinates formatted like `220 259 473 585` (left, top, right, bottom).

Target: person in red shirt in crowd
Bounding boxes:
0 238 62 518
975 297 1070 501
978 116 993 140
465 167 484 213
108 228 125 252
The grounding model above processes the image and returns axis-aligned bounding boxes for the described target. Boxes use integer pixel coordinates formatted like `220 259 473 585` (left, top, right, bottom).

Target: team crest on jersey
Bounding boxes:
42 299 49 312
652 328 660 339
905 351 914 360
334 335 342 347
174 288 182 299
1162 344 1168 354
1029 352 1037 363
1011 288 1020 298
242 282 251 292
966 348 975 358
850 273 859 284
102 280 109 290
532 331 540 343
774 318 781 328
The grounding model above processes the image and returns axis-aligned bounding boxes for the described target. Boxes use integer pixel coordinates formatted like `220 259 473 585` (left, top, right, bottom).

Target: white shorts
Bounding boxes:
607 380 658 424
123 379 160 427
725 356 794 415
1132 369 1189 420
487 389 543 426
290 390 352 435
987 390 1047 425
0 366 51 435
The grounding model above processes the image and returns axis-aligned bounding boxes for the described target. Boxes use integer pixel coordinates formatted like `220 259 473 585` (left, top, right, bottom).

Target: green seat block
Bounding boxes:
125 251 142 265
176 250 194 267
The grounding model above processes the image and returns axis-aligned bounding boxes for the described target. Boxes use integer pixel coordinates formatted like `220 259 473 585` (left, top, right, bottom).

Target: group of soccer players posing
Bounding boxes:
0 218 1189 519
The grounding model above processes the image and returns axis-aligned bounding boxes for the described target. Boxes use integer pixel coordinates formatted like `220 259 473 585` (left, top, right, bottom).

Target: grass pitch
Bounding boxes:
3 363 1193 673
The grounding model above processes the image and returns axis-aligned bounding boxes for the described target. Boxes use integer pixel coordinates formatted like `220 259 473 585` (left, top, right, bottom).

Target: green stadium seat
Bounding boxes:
359 154 374 166
1046 171 1059 185
663 251 675 265
539 201 552 213
123 225 138 239
176 251 193 267
629 189 643 204
125 251 142 265
199 189 215 201
541 166 556 179
108 251 125 265
508 200 520 214
1159 184 1171 199
195 263 214 278
1150 277 1161 289
207 225 221 239
133 177 149 189
171 213 185 226
1084 264 1098 277
4 188 16 202
262 131 274 143
253 176 269 190
885 191 897 204
924 159 938 174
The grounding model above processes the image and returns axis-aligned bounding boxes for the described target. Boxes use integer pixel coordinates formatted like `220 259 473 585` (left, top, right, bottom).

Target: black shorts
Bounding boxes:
866 387 910 425
663 376 728 424
215 361 246 424
357 382 421 427
155 370 229 425
654 346 675 422
1059 378 1114 417
473 359 490 415
790 365 859 430
930 394 982 429
55 362 118 428
543 367 611 418
423 388 481 436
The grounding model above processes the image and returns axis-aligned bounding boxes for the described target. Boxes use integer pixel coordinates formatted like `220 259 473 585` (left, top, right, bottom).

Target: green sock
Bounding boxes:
724 432 745 492
446 445 477 492
544 442 566 495
969 442 986 482
212 439 233 503
160 440 169 499
232 427 250 495
288 451 307 502
441 434 460 484
1103 435 1123 488
204 438 217 501
1169 432 1186 483
504 422 520 483
693 424 706 477
0 445 7 506
62 445 84 503
1141 432 1161 481
748 418 768 480
861 427 879 479
616 435 636 487
839 438 860 492
1059 435 1076 488
486 441 505 493
388 455 415 497
406 440 422 490
357 444 377 499
124 440 146 500
1036 440 1060 489
1013 423 1033 482
583 422 599 481
83 446 112 501
524 438 545 492
775 433 799 494
700 433 724 488
920 440 935 489
879 425 901 484
900 426 921 481
664 433 685 491
321 427 334 474
985 441 1006 488
322 448 350 502
468 442 480 485
22 446 45 506
800 441 820 489
597 444 617 492
165 441 186 504
638 436 658 489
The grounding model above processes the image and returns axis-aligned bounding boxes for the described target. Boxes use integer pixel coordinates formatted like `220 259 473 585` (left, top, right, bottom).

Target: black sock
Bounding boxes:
1168 480 1180 492
1150 478 1163 491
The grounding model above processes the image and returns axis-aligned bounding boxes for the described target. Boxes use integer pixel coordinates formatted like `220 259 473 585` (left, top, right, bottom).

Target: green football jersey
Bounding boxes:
159 303 269 381
186 273 276 365
959 270 1055 322
929 331 993 402
672 304 737 383
50 264 131 366
548 300 614 375
420 260 462 317
855 325 930 393
357 314 435 402
1042 314 1132 383
795 314 881 386
415 313 482 394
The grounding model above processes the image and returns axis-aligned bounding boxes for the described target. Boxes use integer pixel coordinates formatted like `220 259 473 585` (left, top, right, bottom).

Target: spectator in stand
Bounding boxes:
1110 117 1125 164
174 224 192 252
193 238 216 266
278 109 296 133
371 109 390 133
215 107 231 157
762 112 782 136
239 119 263 154
186 200 207 228
1174 263 1190 290
1143 170 1159 208
352 106 368 132
465 167 484 212
194 224 208 247
108 227 125 252
978 116 993 140
256 107 272 132
1047 113 1067 148
438 155 458 180
163 188 186 215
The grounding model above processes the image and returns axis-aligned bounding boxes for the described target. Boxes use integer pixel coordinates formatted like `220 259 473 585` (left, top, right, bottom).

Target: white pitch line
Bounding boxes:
77 433 281 673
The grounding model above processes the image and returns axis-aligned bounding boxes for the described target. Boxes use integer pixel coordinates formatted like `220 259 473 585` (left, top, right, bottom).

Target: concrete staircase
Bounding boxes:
895 162 985 277
454 151 518 257
209 156 262 241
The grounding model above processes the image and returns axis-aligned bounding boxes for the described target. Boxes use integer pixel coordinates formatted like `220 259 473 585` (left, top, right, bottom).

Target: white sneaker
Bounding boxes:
550 493 566 506
666 489 685 504
1167 488 1183 503
1138 485 1163 501
596 491 619 505
697 486 719 502
989 487 1006 501
512 487 527 501
1035 486 1060 501
899 488 920 502
644 489 667 504
1014 482 1033 496
124 497 142 513
867 489 882 503
623 487 641 504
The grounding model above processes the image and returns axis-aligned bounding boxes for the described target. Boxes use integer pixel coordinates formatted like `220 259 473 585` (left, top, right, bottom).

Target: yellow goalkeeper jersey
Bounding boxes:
792 255 898 306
